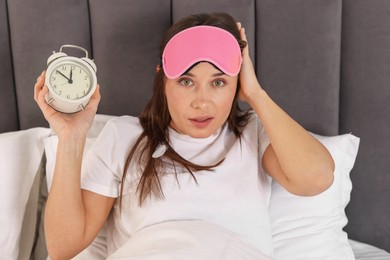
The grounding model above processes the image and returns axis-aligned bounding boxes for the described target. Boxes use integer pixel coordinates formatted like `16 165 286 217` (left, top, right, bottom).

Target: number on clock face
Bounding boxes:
49 63 93 100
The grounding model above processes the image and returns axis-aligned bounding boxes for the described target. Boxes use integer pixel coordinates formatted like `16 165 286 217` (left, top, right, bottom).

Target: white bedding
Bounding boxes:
0 127 50 259
350 239 390 260
106 220 274 260
75 220 390 260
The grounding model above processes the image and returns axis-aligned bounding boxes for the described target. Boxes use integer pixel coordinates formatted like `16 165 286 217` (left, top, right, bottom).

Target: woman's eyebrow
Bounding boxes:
182 72 195 77
212 72 225 77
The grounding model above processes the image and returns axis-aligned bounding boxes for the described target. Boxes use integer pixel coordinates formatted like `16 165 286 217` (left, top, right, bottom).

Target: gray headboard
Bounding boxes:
1 0 389 251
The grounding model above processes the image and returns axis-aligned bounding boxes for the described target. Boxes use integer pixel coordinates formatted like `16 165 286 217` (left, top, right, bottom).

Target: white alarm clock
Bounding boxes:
45 44 97 113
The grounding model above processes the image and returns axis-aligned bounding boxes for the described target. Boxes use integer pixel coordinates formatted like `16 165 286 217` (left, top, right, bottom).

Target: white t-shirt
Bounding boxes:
81 112 273 256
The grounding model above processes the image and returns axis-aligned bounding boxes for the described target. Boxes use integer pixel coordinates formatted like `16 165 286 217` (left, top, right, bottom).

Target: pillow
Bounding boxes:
269 133 360 260
18 157 46 260
349 239 390 259
0 127 51 259
43 114 115 260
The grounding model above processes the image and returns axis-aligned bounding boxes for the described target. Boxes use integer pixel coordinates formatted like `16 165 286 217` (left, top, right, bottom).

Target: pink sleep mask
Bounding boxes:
162 25 242 79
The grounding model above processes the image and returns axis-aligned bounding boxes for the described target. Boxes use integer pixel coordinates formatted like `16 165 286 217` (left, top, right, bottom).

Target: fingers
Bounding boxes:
34 70 57 116
34 70 47 107
236 22 246 41
236 22 249 58
91 84 101 102
34 70 50 112
36 84 53 115
85 84 101 113
240 26 247 42
34 70 45 101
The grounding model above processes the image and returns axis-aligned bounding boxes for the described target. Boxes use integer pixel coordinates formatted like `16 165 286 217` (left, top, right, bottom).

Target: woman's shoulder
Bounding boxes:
88 115 144 159
94 115 143 144
105 115 142 132
240 111 266 140
242 110 261 128
106 115 139 125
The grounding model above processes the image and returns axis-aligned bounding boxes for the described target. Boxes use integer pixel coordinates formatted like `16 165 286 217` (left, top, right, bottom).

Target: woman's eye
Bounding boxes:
213 80 226 87
179 79 193 86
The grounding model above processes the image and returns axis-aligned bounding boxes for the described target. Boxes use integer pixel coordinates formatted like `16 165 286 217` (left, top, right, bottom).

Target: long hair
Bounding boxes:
120 13 250 207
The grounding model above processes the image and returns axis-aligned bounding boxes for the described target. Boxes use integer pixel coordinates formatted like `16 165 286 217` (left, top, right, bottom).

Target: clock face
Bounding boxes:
48 62 93 100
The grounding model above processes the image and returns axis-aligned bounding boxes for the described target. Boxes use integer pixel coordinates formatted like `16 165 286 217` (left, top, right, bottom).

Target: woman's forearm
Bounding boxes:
248 87 335 195
44 134 89 258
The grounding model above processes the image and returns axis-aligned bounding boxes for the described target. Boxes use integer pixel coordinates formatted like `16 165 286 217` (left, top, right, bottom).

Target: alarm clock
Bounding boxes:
45 44 97 113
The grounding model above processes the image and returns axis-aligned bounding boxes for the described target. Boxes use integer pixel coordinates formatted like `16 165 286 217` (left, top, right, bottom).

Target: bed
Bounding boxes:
1 0 389 259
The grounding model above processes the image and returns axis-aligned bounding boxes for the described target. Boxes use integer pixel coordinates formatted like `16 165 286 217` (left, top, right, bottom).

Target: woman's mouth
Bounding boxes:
189 116 213 128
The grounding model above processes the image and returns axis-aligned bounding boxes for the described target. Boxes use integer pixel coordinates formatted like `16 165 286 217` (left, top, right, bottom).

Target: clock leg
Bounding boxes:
47 97 55 104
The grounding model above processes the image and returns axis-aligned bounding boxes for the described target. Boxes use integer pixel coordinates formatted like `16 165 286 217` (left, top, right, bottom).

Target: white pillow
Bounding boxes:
43 114 115 260
0 127 51 259
269 133 360 260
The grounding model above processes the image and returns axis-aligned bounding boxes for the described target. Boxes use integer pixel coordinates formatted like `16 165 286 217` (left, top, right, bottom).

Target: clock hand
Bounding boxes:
69 69 73 84
56 70 71 81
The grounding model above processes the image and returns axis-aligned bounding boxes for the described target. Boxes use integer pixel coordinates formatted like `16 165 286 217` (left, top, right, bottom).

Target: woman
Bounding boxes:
34 13 334 259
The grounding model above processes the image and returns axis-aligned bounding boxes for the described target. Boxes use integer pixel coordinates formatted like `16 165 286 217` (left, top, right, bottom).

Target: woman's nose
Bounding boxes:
190 87 209 109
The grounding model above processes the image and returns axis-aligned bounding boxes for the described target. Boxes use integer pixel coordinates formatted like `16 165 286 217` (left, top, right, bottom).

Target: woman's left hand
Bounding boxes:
237 22 263 104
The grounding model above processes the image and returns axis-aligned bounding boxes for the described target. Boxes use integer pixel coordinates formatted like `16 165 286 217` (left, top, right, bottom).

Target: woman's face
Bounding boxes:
165 62 238 138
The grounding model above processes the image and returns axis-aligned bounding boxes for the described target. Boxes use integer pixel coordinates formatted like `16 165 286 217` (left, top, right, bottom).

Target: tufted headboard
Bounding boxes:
1 0 389 251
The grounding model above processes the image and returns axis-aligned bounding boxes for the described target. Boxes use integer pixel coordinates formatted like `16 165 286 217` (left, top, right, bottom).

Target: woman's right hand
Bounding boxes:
34 70 101 139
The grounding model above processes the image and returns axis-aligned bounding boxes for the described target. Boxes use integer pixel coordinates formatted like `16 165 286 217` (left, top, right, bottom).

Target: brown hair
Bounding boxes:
120 13 250 207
